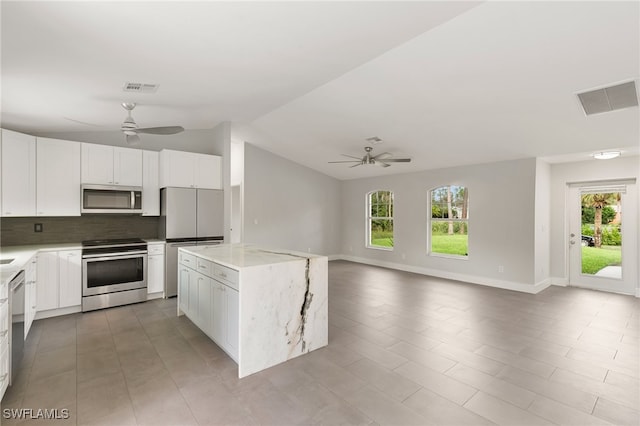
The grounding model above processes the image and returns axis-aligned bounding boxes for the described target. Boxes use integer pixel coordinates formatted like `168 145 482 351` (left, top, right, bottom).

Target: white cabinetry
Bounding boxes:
0 272 9 399
36 251 59 312
36 137 81 216
147 242 165 297
142 150 160 216
81 143 142 186
25 255 37 336
58 250 82 308
159 149 221 189
36 250 82 314
178 253 238 361
1 129 36 216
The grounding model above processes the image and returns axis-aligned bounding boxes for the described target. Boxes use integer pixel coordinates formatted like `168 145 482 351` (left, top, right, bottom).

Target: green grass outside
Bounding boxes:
582 246 621 275
431 233 468 256
371 231 393 248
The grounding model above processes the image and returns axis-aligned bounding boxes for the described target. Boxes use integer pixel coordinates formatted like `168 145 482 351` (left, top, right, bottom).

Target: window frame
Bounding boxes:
366 190 394 251
428 185 469 259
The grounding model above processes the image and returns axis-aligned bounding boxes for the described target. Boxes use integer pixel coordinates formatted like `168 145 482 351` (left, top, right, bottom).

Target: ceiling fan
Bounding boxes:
329 146 411 168
121 102 184 145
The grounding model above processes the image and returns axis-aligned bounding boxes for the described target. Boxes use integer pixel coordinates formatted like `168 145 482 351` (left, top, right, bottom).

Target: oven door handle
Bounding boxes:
82 251 148 260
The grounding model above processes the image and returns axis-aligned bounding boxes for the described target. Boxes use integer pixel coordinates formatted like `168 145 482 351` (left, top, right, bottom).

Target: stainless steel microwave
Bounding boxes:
81 184 143 214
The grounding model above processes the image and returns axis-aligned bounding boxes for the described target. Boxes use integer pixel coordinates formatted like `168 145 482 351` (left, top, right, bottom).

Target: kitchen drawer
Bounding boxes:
196 257 213 276
212 263 238 290
179 252 197 268
147 243 165 255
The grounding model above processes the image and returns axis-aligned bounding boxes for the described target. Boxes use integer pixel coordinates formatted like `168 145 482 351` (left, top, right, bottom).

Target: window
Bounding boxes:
367 190 394 249
430 185 468 257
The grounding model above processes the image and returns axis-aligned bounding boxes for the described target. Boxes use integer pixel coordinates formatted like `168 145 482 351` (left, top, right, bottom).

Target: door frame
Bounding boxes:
566 179 638 295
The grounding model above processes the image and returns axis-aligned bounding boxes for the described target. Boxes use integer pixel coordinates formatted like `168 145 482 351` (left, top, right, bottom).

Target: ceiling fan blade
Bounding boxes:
328 160 362 163
376 161 391 168
341 154 364 160
136 126 184 135
125 134 141 145
372 152 392 160
380 158 411 163
349 163 362 168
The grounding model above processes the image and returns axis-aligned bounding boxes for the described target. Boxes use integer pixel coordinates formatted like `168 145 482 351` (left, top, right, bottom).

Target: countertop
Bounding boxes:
180 243 325 270
1 243 83 287
0 239 165 286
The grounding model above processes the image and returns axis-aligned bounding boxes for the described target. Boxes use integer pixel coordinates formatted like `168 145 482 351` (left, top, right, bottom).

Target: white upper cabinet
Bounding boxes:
142 150 160 216
159 149 221 189
114 147 143 186
36 137 81 216
81 143 142 186
1 129 36 216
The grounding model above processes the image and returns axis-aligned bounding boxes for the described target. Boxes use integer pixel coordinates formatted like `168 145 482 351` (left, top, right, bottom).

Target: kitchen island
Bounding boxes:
177 244 328 378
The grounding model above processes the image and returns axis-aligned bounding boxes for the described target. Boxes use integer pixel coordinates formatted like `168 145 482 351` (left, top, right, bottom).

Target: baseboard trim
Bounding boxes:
334 255 547 294
35 305 81 320
550 277 569 287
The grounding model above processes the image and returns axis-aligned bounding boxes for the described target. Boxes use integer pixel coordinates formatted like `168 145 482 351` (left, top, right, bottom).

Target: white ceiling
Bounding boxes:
2 1 638 180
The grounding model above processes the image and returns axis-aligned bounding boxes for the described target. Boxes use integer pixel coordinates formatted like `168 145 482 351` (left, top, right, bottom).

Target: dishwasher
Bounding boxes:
9 270 25 385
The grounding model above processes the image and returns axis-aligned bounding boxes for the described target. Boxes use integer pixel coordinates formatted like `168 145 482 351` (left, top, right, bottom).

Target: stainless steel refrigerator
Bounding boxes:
160 187 224 297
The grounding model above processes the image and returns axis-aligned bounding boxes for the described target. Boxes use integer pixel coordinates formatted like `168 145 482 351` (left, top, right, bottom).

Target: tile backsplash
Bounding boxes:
0 216 160 246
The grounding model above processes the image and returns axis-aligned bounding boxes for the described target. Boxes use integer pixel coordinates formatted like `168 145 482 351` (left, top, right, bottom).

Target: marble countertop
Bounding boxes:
180 243 325 270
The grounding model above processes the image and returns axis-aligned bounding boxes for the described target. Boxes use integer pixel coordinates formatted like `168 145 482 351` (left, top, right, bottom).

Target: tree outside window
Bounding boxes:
430 185 468 257
367 190 393 249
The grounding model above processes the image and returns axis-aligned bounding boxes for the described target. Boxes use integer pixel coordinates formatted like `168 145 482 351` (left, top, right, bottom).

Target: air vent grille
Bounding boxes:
577 81 638 115
123 82 159 93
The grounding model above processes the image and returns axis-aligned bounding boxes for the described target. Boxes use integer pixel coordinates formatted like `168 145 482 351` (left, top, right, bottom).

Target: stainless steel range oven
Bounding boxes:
82 238 148 312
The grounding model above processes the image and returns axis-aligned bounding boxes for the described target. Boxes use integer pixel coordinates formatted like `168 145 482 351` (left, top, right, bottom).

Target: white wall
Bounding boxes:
549 155 640 286
341 158 540 292
242 143 342 256
534 159 551 285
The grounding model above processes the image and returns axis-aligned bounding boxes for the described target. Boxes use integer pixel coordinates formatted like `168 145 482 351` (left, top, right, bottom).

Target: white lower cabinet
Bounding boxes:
196 274 212 334
36 250 82 314
24 255 37 336
36 251 59 312
0 276 9 400
178 266 191 315
178 255 239 361
58 250 81 308
147 242 165 296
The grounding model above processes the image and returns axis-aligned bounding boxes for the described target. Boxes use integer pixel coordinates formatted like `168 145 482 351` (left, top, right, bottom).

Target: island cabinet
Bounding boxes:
178 244 328 378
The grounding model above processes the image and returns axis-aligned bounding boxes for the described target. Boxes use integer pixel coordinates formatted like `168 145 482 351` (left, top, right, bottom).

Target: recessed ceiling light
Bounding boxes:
592 151 621 160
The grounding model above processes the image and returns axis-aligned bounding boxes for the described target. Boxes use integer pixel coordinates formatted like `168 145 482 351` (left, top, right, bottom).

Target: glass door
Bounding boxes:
568 182 637 294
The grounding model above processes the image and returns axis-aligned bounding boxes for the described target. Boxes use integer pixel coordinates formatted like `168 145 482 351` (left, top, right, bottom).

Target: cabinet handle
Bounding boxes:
0 331 7 337
0 298 7 305
32 305 36 309
199 265 207 269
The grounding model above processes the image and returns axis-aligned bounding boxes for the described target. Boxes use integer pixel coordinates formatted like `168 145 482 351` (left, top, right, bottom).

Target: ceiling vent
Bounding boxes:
577 81 638 115
123 82 159 93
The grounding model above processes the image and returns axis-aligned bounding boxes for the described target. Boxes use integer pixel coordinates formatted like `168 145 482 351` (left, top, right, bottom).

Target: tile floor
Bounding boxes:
2 260 639 425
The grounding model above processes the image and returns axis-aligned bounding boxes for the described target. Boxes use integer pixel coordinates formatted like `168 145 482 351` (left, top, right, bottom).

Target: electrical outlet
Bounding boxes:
498 265 504 273
34 223 43 233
